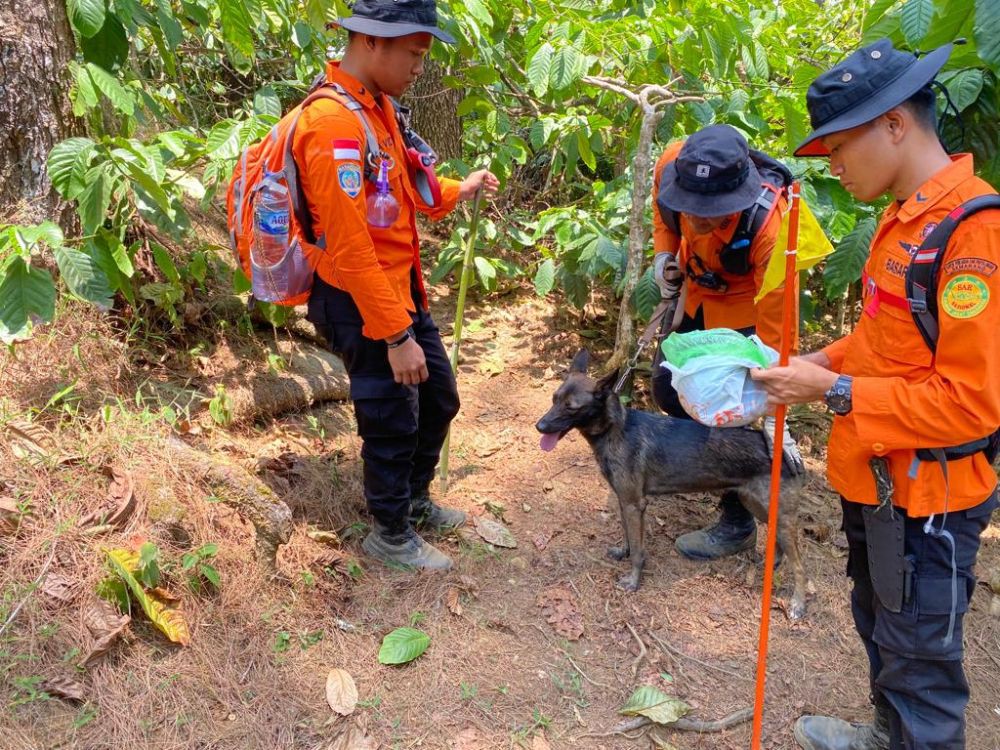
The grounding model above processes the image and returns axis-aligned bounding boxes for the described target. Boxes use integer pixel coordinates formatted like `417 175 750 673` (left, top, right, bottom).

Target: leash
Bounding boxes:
612 298 675 393
751 181 800 749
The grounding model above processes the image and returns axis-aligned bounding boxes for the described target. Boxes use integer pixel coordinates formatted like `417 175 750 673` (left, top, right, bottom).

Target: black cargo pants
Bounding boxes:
307 275 460 534
841 491 997 749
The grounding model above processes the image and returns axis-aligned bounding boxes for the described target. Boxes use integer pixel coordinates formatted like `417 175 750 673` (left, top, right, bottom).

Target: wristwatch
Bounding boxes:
824 374 854 415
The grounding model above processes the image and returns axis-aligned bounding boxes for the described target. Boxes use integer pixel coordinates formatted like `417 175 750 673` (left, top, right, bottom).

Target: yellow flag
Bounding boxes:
754 198 834 303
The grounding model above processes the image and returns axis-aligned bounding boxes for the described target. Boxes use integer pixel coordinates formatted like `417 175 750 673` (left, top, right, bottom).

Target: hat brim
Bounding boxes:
794 44 952 157
337 16 456 44
658 160 764 217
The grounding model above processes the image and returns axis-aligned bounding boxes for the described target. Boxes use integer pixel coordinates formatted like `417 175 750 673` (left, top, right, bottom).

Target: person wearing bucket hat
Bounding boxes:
648 124 804 562
752 38 1000 750
293 0 500 571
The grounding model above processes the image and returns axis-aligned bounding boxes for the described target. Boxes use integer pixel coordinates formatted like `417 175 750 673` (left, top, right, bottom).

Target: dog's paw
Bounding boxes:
788 597 807 622
607 545 629 561
617 573 641 592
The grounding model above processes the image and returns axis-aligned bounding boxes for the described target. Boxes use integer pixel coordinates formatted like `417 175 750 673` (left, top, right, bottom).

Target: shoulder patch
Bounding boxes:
337 163 363 199
333 138 361 162
943 257 997 277
941 274 990 319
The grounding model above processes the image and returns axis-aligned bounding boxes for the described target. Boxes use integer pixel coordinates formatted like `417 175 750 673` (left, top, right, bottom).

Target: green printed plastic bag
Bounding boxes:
660 329 778 427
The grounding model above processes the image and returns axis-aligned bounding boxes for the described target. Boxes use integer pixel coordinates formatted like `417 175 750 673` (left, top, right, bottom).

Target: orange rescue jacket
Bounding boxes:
822 155 1000 516
651 141 796 353
292 61 461 340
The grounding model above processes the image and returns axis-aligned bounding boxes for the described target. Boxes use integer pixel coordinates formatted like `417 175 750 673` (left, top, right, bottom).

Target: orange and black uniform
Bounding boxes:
295 61 462 532
824 155 1000 745
649 140 797 416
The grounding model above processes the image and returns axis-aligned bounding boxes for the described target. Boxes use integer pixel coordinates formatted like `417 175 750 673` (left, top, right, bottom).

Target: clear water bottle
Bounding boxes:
366 160 399 228
251 176 291 302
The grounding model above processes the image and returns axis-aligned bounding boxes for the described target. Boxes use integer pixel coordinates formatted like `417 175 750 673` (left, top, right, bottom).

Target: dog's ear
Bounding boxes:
569 349 590 373
595 368 620 394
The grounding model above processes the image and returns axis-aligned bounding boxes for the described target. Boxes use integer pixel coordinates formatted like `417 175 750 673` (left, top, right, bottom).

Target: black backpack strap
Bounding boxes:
904 194 1000 351
719 184 782 276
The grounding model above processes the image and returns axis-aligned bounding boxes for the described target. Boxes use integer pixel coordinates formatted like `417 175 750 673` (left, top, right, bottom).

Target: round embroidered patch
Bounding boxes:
942 274 990 319
337 163 363 199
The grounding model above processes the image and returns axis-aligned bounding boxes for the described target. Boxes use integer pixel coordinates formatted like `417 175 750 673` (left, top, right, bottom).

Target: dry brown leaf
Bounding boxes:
149 587 181 604
307 529 342 547
41 573 77 604
42 675 86 703
327 725 375 750
79 467 137 529
449 727 487 750
445 588 463 616
325 668 359 715
537 586 584 641
81 600 131 668
473 516 517 548
533 532 551 551
530 735 552 750
0 497 23 535
7 420 54 460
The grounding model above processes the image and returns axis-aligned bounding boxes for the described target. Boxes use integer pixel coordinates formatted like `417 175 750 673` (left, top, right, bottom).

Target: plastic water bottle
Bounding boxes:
366 160 399 228
252 176 290 302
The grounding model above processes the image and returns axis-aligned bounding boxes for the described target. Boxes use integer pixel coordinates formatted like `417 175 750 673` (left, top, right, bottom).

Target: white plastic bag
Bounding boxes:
660 328 778 427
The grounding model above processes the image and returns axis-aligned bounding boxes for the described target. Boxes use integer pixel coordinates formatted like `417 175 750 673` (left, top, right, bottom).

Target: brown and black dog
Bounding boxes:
536 349 808 620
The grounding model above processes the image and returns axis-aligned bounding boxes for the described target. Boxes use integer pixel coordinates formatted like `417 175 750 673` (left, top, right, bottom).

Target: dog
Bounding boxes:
535 349 808 620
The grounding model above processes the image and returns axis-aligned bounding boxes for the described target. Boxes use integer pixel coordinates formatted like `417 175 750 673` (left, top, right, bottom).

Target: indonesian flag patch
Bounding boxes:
333 138 361 162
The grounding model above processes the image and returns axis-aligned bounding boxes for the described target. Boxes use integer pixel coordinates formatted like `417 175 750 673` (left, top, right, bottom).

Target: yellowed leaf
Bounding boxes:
104 548 191 646
325 668 358 716
307 529 342 547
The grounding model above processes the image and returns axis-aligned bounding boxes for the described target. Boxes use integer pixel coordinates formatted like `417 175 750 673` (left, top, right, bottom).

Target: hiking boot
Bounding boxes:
794 702 891 750
409 494 467 532
675 516 757 560
362 525 453 570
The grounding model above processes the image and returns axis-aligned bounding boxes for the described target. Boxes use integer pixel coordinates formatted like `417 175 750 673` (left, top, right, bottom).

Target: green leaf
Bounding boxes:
901 0 934 46
941 69 984 112
47 138 95 200
292 20 312 49
823 216 876 298
151 244 180 283
0 259 56 344
79 14 129 71
206 119 243 160
54 245 115 309
464 0 492 28
577 130 596 172
473 256 497 292
77 169 112 234
527 42 554 97
620 686 690 725
632 267 661 321
975 0 1000 72
253 86 282 118
534 258 555 296
863 0 903 33
71 62 99 116
550 46 583 91
377 627 430 665
86 63 135 116
219 0 256 74
104 548 191 645
68 0 107 38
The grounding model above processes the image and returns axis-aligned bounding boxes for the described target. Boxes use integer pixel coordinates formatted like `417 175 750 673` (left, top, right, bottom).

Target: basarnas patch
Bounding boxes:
944 257 997 277
337 163 363 199
941 274 990 319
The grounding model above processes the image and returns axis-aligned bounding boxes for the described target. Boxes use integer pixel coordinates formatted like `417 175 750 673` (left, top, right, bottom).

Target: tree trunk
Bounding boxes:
0 0 81 229
405 60 463 161
608 104 663 370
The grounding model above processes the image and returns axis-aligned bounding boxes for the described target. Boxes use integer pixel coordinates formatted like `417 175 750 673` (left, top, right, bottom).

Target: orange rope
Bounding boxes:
751 181 801 749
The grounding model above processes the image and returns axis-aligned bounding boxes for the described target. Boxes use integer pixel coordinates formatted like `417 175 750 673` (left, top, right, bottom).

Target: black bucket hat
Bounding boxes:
795 38 952 157
338 0 456 44
659 124 763 217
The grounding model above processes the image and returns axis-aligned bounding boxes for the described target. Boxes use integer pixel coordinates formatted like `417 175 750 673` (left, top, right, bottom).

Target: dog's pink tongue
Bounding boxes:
539 433 561 452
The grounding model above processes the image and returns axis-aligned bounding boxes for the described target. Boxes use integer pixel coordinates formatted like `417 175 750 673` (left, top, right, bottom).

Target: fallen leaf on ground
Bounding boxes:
326 724 375 750
473 516 516 548
307 529 342 547
446 588 463 616
530 735 552 750
80 467 137 528
81 600 130 668
449 726 487 749
0 497 24 535
325 668 358 715
533 532 551 551
7 420 54 461
537 586 584 641
620 685 690 725
42 573 77 604
42 675 86 703
104 548 191 646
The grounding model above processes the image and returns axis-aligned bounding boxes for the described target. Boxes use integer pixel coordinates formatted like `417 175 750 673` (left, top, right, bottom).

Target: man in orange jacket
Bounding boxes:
650 124 803 561
296 0 499 570
753 39 1000 749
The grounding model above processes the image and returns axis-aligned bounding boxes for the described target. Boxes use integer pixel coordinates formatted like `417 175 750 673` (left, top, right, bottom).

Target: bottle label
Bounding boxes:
257 208 289 235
